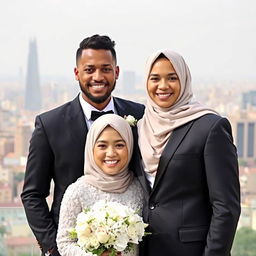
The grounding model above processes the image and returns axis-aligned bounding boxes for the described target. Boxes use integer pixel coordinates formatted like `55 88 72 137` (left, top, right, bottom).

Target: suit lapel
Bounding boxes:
151 121 194 195
66 96 88 149
66 96 125 150
113 97 126 117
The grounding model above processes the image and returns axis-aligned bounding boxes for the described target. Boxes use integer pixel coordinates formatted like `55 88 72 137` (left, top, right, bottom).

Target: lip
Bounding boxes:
104 160 119 167
156 92 173 100
91 84 105 88
89 83 108 93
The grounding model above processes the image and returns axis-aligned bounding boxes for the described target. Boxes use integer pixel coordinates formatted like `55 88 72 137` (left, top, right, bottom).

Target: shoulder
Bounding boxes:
34 96 80 129
181 114 233 145
114 96 144 108
63 177 84 197
113 96 145 117
195 113 221 124
193 113 231 131
193 114 234 146
39 97 77 120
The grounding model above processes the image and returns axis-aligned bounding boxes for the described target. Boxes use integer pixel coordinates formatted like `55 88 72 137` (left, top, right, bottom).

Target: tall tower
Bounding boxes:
25 39 42 111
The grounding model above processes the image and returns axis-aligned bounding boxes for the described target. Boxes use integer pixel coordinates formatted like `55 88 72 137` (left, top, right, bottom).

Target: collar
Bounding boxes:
79 93 116 121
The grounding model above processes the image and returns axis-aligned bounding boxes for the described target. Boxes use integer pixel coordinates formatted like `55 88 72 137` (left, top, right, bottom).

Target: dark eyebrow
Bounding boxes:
95 139 126 143
149 72 177 77
84 64 112 67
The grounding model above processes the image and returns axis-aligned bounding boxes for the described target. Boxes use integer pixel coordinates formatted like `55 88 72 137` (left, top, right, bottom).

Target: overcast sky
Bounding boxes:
1 0 256 82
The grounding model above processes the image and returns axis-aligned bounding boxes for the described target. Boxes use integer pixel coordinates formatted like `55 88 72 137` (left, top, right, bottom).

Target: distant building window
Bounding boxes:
247 123 255 157
237 123 244 157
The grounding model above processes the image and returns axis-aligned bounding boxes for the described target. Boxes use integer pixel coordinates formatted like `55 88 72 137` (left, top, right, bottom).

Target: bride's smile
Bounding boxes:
94 126 128 175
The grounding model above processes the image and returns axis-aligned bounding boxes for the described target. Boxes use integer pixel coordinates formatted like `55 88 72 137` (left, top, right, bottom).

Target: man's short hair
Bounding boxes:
76 34 117 64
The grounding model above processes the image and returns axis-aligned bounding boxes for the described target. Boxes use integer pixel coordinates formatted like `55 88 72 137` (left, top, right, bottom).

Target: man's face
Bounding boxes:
74 49 119 109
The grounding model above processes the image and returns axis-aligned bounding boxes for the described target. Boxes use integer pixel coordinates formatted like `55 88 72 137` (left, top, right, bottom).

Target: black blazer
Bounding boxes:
133 114 240 256
21 95 144 255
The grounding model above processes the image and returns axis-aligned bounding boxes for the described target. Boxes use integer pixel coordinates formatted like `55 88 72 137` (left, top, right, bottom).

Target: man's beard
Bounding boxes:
79 81 116 104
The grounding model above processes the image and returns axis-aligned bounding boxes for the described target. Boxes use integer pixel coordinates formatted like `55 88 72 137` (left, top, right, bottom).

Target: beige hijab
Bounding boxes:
84 114 134 193
138 49 217 176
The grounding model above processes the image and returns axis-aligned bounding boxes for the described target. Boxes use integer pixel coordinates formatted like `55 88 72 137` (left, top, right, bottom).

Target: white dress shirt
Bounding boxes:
141 160 155 188
79 93 116 129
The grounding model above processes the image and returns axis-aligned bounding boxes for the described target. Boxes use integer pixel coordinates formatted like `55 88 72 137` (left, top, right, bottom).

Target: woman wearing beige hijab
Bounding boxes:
134 50 240 256
57 114 143 256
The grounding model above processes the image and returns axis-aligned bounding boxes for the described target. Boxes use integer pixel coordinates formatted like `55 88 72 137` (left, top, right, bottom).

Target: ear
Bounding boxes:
115 66 120 80
74 67 79 81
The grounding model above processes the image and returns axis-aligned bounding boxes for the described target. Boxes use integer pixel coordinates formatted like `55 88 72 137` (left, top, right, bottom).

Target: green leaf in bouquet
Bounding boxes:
83 207 90 213
68 228 77 240
109 248 118 256
90 246 105 256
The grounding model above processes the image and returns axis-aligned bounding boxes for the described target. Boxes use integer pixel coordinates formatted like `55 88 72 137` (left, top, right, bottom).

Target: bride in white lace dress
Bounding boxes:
56 114 144 256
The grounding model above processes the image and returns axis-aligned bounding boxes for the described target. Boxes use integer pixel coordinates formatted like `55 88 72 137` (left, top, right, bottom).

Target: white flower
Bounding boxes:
124 115 137 126
127 224 138 243
95 227 110 243
90 235 100 248
114 233 129 251
69 200 148 254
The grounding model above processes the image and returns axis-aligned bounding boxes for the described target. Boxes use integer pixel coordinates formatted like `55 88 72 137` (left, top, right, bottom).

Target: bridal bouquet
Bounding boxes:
69 200 148 256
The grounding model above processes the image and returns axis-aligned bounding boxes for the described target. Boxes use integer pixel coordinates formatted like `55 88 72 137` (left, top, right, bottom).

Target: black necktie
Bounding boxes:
90 110 114 121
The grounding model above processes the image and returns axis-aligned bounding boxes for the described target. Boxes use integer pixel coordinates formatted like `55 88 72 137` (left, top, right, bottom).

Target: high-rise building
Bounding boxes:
229 111 256 163
242 91 256 110
24 39 42 111
14 123 33 157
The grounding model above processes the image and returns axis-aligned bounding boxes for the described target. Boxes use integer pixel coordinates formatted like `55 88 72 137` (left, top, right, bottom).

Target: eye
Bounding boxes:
115 143 126 149
84 68 94 73
149 77 159 82
96 144 107 149
102 67 112 73
169 76 179 81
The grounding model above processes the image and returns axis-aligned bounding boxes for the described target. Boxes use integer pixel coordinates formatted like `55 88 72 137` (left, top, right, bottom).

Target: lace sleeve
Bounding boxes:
56 182 95 256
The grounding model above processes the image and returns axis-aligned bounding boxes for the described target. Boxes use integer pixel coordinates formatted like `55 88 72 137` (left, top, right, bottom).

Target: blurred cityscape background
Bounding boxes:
0 37 256 256
1 0 256 255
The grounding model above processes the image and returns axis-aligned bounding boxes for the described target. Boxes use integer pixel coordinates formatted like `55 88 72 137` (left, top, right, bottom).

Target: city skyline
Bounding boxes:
0 0 256 83
1 1 256 254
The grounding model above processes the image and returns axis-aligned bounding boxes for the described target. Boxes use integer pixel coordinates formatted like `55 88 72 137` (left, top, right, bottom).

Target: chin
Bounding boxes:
156 102 174 108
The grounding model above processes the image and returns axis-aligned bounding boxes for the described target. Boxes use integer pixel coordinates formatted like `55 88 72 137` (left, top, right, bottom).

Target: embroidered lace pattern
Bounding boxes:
57 177 144 256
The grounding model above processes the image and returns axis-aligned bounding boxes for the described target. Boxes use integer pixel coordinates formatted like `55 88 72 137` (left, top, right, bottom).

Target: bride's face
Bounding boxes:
147 57 181 108
93 126 128 175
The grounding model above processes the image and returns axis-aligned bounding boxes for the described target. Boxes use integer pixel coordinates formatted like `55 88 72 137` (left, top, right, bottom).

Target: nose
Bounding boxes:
106 146 117 157
93 70 104 82
158 79 169 90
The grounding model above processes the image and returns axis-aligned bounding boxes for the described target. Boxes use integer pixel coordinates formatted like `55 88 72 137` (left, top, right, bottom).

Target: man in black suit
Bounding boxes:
21 34 144 256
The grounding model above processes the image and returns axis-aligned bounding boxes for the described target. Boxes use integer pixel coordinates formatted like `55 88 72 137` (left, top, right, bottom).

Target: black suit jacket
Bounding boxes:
132 114 240 256
21 95 144 255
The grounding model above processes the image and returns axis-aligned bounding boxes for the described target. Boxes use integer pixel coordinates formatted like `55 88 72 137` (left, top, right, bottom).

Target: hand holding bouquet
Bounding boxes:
69 200 148 256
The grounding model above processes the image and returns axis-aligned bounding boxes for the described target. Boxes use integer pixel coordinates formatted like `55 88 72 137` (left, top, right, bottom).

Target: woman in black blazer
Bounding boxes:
136 49 240 256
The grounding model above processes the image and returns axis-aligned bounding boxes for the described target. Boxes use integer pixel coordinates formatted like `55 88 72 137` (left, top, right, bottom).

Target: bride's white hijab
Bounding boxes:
84 114 134 193
138 49 217 176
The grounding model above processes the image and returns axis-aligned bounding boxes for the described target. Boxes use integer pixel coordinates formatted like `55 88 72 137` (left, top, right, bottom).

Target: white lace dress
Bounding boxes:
57 176 144 256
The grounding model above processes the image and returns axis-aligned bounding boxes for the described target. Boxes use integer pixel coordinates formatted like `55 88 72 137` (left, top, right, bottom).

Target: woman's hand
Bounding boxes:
101 251 121 256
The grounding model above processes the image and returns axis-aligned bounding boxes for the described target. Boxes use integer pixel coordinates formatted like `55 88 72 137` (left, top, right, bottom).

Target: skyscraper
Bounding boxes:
24 39 42 111
242 91 256 110
230 111 256 163
14 123 32 157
